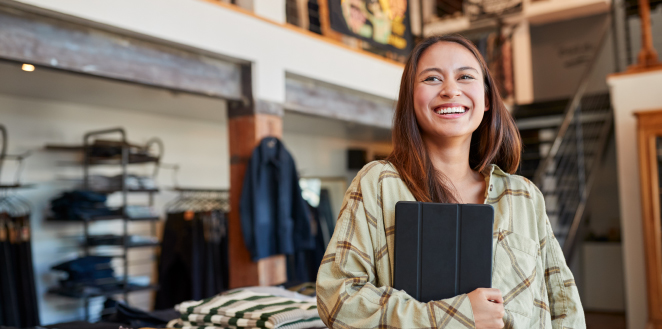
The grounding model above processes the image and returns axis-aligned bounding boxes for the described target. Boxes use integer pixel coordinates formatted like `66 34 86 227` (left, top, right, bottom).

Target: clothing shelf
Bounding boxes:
47 212 161 223
86 155 160 165
84 235 160 249
0 184 33 189
82 214 160 223
48 283 158 299
93 188 160 194
46 127 164 322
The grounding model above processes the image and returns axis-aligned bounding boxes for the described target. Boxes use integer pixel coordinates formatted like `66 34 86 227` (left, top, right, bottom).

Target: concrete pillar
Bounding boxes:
512 20 534 105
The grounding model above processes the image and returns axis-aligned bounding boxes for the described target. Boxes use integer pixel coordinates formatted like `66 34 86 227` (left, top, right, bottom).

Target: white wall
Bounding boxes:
285 132 392 179
584 135 621 238
530 14 614 101
14 0 404 104
253 0 286 24
608 69 662 329
283 131 392 214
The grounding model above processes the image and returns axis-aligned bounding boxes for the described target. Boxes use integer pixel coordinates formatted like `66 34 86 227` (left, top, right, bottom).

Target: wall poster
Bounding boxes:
328 0 413 56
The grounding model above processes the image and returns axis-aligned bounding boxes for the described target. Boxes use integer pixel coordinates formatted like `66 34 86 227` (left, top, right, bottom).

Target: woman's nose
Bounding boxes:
439 80 461 98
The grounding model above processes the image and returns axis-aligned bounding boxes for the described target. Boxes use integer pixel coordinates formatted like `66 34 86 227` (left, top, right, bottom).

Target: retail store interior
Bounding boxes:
1 0 662 328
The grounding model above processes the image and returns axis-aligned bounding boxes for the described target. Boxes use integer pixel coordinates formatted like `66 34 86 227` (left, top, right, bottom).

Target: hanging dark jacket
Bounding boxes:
239 137 313 261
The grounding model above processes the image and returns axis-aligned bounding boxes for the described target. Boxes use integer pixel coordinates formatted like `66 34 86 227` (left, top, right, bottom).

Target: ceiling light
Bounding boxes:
22 64 35 72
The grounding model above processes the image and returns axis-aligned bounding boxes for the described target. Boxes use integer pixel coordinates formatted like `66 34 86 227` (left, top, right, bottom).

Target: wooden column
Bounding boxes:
630 0 660 71
227 65 287 288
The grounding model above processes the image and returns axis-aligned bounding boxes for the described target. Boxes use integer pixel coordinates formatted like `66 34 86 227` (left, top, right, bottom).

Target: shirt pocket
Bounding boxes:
492 230 539 318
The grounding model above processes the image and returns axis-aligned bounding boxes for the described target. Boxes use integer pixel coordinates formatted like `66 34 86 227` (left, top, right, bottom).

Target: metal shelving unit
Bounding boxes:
48 127 164 321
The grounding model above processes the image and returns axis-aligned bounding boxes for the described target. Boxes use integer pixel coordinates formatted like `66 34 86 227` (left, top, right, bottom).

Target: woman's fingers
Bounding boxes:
481 288 504 303
468 288 505 329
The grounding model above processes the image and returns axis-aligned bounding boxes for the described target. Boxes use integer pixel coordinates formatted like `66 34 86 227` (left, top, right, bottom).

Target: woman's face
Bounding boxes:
413 41 488 144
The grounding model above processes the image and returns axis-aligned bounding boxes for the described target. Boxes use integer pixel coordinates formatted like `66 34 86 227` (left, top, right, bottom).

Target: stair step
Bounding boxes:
513 93 611 120
516 112 610 130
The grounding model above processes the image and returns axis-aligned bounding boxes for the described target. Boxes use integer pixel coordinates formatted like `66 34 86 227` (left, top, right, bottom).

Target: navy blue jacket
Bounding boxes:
239 137 314 261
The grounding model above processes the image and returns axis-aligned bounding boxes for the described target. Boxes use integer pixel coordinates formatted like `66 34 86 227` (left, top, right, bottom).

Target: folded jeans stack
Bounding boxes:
50 256 150 297
87 139 156 163
50 256 117 296
167 290 325 329
86 234 159 246
88 174 157 192
50 190 117 221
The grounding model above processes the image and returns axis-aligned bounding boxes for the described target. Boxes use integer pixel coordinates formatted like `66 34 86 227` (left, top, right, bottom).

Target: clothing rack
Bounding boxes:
165 188 230 213
156 187 230 309
0 124 40 327
158 160 230 211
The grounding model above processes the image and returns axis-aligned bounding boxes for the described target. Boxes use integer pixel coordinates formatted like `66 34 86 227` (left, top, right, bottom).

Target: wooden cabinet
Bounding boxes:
636 110 662 329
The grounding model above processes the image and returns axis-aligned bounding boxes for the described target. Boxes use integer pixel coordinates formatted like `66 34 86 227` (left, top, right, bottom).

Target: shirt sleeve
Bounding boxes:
316 165 476 329
539 200 586 328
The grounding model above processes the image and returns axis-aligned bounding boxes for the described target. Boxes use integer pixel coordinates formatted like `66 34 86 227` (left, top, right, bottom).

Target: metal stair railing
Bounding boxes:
531 16 614 260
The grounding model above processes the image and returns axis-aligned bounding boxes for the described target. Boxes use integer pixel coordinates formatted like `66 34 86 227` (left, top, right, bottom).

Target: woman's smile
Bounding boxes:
432 102 469 119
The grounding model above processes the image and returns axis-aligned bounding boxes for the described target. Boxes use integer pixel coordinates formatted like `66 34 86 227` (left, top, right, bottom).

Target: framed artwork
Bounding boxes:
328 0 413 56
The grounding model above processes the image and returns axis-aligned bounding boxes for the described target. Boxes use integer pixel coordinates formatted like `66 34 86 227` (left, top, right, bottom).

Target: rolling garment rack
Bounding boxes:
47 127 163 320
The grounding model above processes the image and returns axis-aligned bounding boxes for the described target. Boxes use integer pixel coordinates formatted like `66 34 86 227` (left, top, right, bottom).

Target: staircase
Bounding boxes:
512 17 614 260
514 94 612 250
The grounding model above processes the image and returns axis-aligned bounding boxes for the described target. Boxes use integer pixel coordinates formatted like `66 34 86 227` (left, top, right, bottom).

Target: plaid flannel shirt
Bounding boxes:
316 161 585 328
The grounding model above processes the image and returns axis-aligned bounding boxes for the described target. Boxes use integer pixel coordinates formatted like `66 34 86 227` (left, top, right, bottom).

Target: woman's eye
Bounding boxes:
424 76 441 82
459 75 475 80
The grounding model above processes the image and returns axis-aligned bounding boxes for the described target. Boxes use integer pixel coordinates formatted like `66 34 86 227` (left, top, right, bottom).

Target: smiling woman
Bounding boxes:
415 43 486 137
390 35 520 205
316 35 586 329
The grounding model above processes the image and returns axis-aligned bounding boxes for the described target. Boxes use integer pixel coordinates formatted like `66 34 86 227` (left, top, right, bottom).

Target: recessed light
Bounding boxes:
22 64 35 72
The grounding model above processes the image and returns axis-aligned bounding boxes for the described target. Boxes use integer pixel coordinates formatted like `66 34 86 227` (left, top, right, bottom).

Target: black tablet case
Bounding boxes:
393 201 494 303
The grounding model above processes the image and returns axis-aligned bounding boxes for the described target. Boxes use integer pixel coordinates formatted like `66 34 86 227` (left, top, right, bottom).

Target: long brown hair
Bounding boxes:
386 35 521 203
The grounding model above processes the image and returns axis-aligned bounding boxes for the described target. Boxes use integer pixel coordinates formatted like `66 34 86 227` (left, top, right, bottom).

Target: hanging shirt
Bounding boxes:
316 161 585 328
239 137 313 261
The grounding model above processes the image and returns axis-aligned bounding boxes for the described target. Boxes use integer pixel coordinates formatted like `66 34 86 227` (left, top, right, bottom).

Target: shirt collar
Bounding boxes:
259 137 282 165
481 164 508 201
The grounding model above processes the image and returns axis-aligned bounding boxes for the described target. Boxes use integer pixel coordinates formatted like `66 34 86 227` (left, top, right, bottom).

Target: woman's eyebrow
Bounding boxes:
457 66 479 73
418 66 478 76
418 67 442 76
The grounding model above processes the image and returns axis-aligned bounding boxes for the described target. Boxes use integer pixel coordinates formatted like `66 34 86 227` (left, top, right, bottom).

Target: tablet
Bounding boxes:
393 201 494 302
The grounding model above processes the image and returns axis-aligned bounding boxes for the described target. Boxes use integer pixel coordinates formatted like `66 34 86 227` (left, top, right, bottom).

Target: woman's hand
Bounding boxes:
467 288 505 329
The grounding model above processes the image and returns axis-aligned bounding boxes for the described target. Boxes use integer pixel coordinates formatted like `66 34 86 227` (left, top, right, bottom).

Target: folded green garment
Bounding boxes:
172 289 324 329
168 317 326 329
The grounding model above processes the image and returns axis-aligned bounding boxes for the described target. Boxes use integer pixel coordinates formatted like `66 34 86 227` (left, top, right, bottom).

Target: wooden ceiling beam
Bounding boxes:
0 4 242 100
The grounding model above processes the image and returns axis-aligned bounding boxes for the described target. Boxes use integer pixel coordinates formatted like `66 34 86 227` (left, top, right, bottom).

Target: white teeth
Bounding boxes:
435 106 466 114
